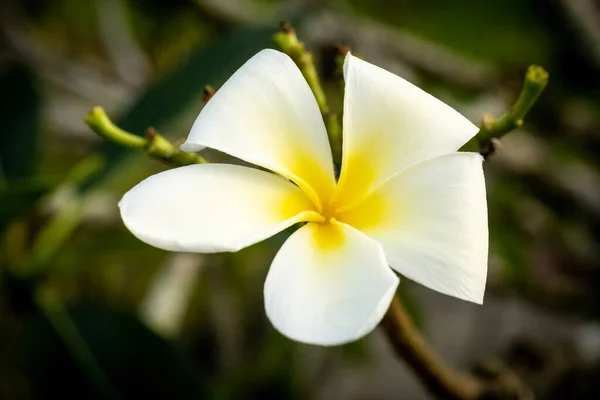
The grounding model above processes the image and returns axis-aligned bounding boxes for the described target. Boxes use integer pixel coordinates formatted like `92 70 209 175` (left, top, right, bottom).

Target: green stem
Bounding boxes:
16 155 107 279
273 22 342 168
63 154 107 187
37 290 121 399
86 107 146 149
461 65 548 154
325 115 342 169
26 198 84 278
85 107 207 166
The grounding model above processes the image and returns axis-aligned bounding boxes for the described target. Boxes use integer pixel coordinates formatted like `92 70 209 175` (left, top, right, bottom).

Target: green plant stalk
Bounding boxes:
27 106 208 279
273 23 342 167
461 65 548 153
26 198 84 278
85 107 146 149
63 154 107 187
325 114 342 169
37 289 121 399
16 155 107 279
85 107 207 166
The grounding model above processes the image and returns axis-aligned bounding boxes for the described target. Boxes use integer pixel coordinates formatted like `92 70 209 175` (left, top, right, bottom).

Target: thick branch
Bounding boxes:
273 22 342 168
381 296 532 400
461 65 548 157
382 296 480 400
84 107 207 166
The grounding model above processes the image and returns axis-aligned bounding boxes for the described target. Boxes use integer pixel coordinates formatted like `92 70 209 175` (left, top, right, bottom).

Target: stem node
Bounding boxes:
85 107 207 166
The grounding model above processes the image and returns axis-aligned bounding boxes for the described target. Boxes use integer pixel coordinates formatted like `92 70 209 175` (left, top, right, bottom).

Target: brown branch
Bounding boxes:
381 296 533 400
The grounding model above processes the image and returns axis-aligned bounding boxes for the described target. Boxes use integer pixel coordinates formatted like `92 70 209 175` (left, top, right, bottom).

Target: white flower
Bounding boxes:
119 49 488 346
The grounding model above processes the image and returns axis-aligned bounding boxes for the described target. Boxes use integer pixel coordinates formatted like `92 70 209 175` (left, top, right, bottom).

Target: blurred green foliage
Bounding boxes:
347 0 552 64
22 304 206 399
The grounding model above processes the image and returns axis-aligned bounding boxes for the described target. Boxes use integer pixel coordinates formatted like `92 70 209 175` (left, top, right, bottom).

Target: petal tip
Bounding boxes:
253 48 294 67
259 48 285 57
460 287 485 305
180 142 203 153
342 51 354 80
462 151 485 164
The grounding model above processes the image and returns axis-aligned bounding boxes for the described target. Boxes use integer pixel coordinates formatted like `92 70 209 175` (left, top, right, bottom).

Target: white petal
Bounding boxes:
264 222 399 346
333 53 479 208
119 164 316 253
182 49 335 210
337 153 488 303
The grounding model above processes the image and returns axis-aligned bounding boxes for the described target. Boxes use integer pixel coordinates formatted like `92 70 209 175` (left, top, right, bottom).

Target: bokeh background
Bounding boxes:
2 0 600 399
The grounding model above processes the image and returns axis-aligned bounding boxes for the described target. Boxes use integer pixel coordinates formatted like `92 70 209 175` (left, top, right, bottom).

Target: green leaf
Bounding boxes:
344 0 552 65
20 304 206 400
0 65 41 182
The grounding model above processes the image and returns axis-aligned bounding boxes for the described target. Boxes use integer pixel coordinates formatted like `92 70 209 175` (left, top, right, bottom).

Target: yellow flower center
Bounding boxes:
301 188 385 232
291 151 387 232
297 187 387 251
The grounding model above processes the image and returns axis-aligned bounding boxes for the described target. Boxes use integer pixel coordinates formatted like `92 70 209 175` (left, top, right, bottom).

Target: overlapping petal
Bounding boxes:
119 164 316 253
337 153 488 303
181 49 335 210
333 53 479 209
264 222 399 346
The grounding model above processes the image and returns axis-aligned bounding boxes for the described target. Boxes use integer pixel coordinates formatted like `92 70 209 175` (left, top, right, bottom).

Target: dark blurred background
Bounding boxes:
2 0 600 399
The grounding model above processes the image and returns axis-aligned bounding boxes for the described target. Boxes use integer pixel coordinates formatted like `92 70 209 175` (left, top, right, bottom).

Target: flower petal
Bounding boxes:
119 164 316 253
264 222 399 346
333 53 478 208
181 49 335 210
337 153 488 303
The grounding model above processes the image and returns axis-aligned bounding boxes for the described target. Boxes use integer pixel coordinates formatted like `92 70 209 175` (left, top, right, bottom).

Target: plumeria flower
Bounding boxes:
120 49 488 346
